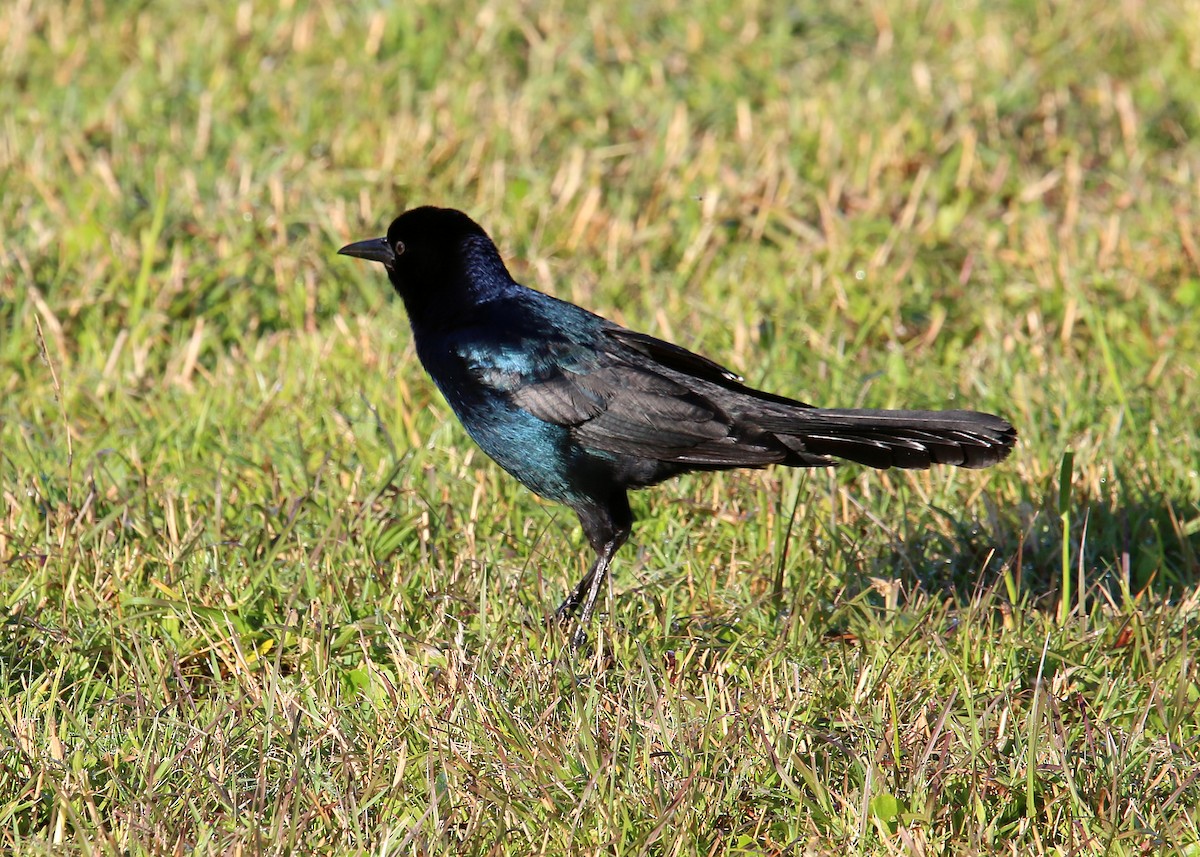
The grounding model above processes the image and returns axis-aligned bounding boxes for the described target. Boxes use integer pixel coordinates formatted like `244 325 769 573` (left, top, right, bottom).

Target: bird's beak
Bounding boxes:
338 237 395 266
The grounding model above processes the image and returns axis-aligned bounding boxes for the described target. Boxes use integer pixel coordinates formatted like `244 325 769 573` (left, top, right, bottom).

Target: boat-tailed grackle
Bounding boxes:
340 206 1016 646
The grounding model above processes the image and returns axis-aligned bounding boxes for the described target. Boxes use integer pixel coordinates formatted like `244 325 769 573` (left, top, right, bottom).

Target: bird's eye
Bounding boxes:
393 239 406 256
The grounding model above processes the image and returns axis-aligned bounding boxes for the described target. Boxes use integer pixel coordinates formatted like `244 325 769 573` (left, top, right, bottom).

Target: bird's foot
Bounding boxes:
568 624 589 651
554 576 591 623
546 597 587 650
553 598 579 623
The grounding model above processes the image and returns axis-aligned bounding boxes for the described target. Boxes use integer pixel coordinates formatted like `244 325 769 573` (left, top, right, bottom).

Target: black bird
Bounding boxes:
340 207 1015 645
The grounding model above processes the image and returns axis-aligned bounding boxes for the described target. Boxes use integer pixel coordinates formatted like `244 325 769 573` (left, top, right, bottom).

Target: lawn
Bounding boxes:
2 0 1199 853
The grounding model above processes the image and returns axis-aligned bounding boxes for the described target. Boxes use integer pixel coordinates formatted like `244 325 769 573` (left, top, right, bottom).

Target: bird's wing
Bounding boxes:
606 327 819 409
463 328 783 466
461 336 609 424
603 328 745 386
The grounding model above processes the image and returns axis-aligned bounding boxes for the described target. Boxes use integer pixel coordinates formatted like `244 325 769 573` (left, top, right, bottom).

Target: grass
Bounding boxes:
3 0 1199 853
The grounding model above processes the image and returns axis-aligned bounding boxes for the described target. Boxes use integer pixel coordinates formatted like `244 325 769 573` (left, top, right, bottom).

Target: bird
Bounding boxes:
340 206 1016 646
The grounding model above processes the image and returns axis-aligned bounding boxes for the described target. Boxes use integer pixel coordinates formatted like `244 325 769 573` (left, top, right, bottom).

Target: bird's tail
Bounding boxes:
771 408 1016 470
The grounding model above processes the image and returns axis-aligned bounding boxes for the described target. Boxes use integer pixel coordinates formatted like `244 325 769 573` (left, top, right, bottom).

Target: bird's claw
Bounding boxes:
569 625 589 651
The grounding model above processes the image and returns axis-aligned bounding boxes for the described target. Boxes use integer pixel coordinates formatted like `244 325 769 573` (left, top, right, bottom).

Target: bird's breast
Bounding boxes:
414 343 582 503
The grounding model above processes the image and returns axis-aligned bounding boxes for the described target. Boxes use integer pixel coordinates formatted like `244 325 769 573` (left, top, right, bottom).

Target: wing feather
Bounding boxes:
463 327 782 463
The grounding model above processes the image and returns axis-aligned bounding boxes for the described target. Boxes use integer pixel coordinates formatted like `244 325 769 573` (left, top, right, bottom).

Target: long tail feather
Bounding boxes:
775 408 1016 470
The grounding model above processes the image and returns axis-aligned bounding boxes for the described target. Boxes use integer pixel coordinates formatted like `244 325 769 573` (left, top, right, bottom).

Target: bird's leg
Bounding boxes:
554 557 599 620
570 538 621 648
555 497 632 649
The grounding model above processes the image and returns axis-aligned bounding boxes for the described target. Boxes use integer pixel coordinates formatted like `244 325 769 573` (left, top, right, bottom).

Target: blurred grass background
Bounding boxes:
2 0 1199 853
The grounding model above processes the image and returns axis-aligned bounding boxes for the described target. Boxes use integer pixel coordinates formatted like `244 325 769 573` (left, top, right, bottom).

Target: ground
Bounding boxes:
2 0 1199 853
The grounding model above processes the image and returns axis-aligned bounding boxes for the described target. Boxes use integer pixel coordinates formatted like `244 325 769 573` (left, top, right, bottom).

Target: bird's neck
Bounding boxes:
396 235 520 331
457 235 516 302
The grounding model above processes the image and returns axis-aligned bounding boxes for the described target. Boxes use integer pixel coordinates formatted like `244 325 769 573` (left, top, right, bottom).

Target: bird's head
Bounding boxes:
339 206 513 323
